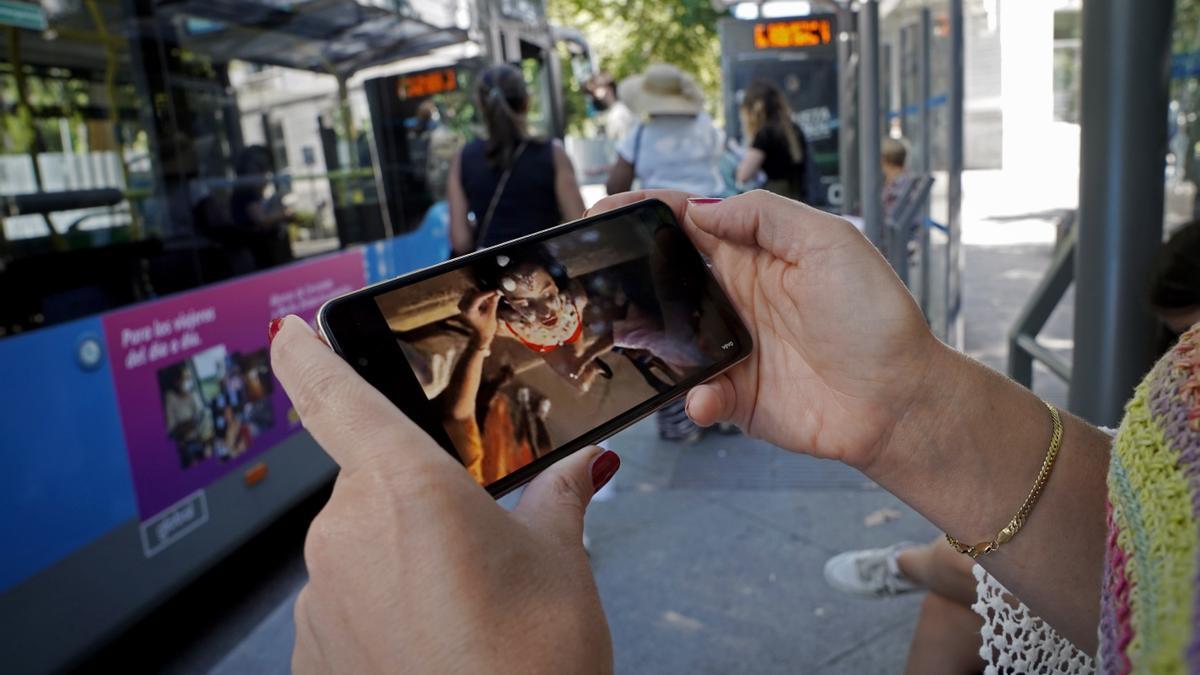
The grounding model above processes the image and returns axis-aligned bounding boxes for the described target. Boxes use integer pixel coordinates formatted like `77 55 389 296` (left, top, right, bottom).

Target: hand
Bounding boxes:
460 290 500 345
270 316 616 674
587 190 943 472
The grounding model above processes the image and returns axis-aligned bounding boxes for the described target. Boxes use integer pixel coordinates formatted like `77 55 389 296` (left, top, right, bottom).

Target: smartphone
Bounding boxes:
318 199 753 497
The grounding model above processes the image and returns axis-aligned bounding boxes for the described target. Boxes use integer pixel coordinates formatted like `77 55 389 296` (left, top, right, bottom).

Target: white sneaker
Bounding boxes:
823 542 921 598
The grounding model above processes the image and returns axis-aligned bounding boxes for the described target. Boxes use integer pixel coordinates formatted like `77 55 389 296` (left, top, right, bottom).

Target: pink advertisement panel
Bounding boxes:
102 252 365 518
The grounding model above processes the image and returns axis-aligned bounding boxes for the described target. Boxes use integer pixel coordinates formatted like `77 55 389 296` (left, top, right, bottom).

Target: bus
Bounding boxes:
0 1 591 671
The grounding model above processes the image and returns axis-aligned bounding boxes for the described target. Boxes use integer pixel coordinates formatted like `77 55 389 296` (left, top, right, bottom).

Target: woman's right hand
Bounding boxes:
587 190 948 473
590 191 1112 651
460 290 500 345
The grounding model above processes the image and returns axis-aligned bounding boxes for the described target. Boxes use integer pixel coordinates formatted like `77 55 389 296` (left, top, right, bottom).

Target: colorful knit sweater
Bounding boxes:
1100 323 1200 674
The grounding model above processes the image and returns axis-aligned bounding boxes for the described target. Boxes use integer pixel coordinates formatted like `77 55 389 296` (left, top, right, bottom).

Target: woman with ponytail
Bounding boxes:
448 64 585 255
735 79 814 203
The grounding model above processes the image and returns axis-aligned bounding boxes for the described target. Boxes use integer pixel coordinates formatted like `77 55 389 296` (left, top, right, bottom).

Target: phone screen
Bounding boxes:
324 200 751 494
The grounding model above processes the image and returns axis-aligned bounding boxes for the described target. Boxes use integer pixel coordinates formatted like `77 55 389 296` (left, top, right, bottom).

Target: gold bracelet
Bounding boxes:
945 400 1064 559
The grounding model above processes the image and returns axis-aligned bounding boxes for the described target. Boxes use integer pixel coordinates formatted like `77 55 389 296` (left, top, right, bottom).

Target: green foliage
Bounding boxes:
1173 0 1200 182
547 0 726 121
1175 0 1200 54
556 42 593 136
1 69 97 154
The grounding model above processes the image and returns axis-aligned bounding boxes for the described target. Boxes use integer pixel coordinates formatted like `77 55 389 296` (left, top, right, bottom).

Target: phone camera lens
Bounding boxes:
357 357 369 367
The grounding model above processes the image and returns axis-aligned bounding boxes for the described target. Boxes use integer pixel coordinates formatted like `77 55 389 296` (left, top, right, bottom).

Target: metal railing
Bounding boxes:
884 173 934 288
1007 211 1076 388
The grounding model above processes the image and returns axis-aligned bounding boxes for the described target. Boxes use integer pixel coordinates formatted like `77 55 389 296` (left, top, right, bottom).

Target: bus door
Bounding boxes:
363 61 482 239
719 14 841 208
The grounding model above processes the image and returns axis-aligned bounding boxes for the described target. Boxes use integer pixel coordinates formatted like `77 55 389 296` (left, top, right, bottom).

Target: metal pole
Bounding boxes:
899 27 909 138
945 0 964 344
918 8 932 319
859 0 883 247
837 8 859 215
1069 0 1174 426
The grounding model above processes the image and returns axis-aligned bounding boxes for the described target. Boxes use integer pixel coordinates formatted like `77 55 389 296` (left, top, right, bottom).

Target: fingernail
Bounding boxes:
268 318 283 345
687 197 723 205
590 450 620 493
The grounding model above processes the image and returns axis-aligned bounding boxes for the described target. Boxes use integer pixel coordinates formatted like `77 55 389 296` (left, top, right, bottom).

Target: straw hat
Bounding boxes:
618 63 705 116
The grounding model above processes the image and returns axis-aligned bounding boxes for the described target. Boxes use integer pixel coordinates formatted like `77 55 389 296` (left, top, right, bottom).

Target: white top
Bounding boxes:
972 566 1094 674
615 112 725 197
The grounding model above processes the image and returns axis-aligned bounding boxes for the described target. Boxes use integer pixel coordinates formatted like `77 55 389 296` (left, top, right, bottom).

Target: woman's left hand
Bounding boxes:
270 316 615 674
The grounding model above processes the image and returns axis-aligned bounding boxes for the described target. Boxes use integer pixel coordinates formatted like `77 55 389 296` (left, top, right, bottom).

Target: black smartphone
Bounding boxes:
317 198 753 497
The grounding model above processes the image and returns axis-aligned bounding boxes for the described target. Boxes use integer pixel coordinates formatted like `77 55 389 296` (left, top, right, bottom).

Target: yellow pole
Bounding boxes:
6 27 62 247
7 27 43 189
84 0 140 239
334 72 359 207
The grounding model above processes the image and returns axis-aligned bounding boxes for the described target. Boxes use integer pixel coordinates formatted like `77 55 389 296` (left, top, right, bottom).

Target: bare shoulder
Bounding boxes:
550 139 576 171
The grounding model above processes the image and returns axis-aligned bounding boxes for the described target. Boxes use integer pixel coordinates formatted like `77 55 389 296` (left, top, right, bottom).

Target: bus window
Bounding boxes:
0 1 470 337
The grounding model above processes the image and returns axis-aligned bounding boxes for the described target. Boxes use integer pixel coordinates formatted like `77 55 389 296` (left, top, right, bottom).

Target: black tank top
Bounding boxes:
459 138 561 249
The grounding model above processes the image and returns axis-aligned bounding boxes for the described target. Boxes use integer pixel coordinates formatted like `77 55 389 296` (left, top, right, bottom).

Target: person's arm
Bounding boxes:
441 291 499 422
735 148 765 184
605 157 635 195
552 140 585 221
574 332 615 368
879 345 1109 652
245 200 293 229
587 189 1109 652
447 150 473 255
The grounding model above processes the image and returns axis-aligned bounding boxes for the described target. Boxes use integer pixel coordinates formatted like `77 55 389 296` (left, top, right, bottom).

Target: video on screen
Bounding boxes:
156 345 276 469
375 207 740 486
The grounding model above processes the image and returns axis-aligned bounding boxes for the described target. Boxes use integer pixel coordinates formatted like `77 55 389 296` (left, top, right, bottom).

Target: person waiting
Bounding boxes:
604 63 725 200
448 64 585 255
735 79 815 203
603 62 724 442
881 137 913 218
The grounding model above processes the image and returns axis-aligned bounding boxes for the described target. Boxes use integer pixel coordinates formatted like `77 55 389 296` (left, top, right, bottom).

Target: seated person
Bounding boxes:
881 137 920 258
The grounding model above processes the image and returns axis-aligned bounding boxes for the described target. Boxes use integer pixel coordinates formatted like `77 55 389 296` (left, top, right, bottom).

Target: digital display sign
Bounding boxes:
396 68 458 99
753 18 833 49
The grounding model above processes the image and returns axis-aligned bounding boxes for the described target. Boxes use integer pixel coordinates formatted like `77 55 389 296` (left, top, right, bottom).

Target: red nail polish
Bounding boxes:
590 450 620 493
268 318 283 344
687 197 723 205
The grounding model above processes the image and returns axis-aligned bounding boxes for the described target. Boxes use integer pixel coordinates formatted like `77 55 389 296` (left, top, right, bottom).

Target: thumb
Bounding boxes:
685 373 739 428
684 190 854 264
512 446 620 542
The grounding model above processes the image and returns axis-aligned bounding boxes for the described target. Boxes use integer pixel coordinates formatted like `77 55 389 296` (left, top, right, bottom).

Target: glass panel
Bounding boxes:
0 0 476 336
1169 0 1200 230
1052 9 1081 124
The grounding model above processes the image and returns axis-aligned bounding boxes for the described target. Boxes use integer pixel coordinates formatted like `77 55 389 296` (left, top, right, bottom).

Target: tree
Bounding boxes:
1172 0 1200 184
547 0 726 120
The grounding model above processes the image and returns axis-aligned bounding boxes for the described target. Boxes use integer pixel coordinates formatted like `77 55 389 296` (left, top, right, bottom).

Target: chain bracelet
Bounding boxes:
945 400 1063 559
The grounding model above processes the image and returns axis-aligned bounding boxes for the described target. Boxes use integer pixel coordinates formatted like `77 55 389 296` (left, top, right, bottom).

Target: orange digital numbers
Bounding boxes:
753 19 833 49
397 69 458 99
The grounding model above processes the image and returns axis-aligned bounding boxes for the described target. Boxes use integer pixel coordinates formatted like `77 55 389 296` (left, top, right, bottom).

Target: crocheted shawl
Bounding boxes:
1100 323 1200 674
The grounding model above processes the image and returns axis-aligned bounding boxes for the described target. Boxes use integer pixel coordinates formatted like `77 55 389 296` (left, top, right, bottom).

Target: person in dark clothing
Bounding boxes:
230 145 294 270
448 64 585 255
1149 220 1200 355
735 80 812 202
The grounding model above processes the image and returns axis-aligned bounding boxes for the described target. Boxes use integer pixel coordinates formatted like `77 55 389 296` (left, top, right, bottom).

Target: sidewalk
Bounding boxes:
587 422 936 674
